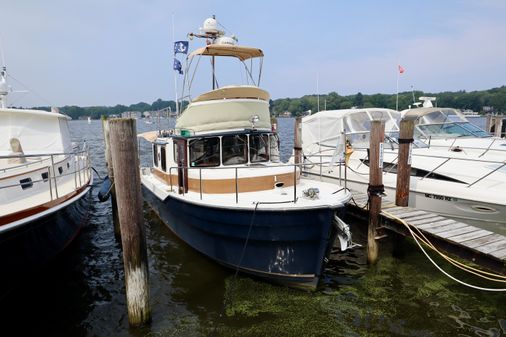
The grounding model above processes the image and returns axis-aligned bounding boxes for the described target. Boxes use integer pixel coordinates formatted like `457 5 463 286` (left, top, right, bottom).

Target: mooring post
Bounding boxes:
108 118 151 326
101 116 121 237
367 120 385 264
395 119 415 206
485 114 492 135
494 117 503 138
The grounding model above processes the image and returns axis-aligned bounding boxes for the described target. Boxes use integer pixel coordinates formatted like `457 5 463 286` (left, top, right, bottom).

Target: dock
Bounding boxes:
346 190 506 276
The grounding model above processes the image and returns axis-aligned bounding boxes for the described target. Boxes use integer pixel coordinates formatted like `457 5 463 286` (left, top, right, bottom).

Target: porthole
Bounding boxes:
67 162 70 169
471 205 497 213
58 166 63 175
41 172 49 182
20 178 33 190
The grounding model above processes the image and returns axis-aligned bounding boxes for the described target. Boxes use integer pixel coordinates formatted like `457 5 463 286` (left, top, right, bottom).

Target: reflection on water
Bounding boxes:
0 118 504 337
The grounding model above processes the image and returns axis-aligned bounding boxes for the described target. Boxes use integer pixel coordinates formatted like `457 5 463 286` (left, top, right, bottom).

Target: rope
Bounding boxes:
382 210 506 291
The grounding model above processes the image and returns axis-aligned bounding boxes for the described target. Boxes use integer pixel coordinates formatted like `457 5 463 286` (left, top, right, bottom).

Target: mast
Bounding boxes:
0 66 8 109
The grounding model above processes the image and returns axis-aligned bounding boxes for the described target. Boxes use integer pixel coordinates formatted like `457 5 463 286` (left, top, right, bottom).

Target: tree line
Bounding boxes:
30 85 506 119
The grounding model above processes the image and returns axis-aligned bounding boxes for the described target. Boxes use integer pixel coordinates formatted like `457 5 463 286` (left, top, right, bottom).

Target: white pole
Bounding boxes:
396 66 399 111
317 72 320 113
172 13 179 116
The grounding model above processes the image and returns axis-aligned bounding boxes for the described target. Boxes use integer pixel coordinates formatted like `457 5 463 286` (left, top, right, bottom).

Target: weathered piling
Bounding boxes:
395 119 415 207
494 117 503 138
108 118 151 326
101 117 121 237
367 120 385 264
294 117 302 165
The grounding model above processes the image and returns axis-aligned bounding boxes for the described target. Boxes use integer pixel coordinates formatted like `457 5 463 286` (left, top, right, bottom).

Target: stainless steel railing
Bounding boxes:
0 147 92 203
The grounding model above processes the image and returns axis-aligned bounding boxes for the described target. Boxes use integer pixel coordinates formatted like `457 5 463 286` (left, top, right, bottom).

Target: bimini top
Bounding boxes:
189 44 264 61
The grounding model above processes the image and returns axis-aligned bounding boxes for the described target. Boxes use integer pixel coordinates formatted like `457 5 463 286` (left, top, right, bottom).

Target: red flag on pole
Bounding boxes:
398 65 405 74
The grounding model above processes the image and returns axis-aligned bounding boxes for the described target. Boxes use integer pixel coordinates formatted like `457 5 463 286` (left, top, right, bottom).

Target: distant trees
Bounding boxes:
30 85 506 120
270 86 506 116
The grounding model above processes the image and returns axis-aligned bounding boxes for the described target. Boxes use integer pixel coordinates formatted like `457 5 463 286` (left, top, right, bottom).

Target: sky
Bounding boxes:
2 0 506 107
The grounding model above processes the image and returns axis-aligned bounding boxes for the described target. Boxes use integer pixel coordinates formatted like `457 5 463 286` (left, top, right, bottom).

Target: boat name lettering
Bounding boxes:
424 193 457 201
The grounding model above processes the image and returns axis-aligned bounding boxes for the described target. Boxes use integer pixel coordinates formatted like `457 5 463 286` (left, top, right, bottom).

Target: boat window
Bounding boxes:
153 144 158 167
270 134 280 162
20 177 33 190
189 137 220 167
160 146 167 171
222 135 247 165
41 172 49 182
58 166 63 175
460 122 490 137
249 134 269 163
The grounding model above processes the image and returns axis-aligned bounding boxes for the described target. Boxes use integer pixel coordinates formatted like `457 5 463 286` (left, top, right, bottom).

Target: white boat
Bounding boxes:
139 17 352 288
301 108 506 235
401 97 506 160
87 116 91 124
0 66 93 295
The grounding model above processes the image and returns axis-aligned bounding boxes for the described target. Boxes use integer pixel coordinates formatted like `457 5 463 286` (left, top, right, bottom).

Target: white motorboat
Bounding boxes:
139 17 352 289
0 65 93 295
301 108 506 235
401 97 506 160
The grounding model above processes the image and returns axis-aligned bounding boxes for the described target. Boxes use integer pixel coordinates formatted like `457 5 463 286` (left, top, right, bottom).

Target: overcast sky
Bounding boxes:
2 0 505 107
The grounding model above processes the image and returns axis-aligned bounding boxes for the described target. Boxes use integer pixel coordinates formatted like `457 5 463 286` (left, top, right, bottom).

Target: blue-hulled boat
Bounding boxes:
139 16 352 288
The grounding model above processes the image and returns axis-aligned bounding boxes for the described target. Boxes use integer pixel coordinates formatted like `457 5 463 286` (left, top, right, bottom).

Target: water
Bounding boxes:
1 118 504 337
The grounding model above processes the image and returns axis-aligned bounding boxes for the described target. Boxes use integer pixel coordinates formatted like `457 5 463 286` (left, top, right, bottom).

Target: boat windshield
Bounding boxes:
415 109 490 138
343 110 400 148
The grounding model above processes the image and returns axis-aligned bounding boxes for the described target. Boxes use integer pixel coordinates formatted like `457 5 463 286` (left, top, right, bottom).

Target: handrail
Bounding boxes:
157 160 343 204
0 149 92 208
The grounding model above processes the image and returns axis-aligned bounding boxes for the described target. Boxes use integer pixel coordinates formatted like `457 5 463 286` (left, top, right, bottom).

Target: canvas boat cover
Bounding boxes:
189 44 264 61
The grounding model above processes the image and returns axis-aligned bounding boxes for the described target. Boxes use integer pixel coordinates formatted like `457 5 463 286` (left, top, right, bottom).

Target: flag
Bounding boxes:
173 58 183 74
174 41 189 54
398 65 405 74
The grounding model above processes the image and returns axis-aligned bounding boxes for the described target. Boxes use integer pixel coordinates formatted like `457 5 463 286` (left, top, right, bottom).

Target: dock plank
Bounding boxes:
436 226 478 238
491 248 506 259
475 240 506 255
418 220 468 236
409 216 446 226
450 229 493 243
383 207 412 215
417 219 458 230
399 213 440 223
463 234 505 249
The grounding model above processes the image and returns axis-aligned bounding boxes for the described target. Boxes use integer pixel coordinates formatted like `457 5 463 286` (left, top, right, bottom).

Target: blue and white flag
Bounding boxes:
173 58 183 74
174 41 189 55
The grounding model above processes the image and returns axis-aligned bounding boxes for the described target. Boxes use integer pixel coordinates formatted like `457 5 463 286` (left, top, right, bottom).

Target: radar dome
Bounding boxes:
202 17 218 34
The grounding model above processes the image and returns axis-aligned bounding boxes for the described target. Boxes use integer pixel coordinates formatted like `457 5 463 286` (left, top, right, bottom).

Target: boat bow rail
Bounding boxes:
0 146 92 223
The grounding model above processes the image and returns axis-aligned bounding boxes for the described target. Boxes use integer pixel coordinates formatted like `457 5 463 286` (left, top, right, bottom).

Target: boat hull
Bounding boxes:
0 188 92 296
142 185 340 289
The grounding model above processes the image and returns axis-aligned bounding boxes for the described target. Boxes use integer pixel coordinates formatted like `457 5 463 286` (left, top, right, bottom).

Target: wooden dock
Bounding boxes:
346 190 506 275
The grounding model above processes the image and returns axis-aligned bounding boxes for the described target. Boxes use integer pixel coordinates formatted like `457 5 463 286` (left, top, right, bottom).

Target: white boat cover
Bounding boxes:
302 108 399 155
0 108 72 155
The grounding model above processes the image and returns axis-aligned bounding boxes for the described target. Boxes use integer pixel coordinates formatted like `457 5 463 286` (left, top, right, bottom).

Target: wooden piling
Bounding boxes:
101 117 121 237
494 117 503 138
294 117 302 165
395 119 415 207
367 120 385 264
108 118 151 326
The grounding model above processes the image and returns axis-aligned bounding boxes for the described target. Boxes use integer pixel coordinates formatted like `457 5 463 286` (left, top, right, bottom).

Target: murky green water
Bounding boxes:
0 118 504 337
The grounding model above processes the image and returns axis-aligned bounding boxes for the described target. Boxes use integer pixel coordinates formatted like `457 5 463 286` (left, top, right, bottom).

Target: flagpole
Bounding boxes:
396 65 399 111
172 13 179 116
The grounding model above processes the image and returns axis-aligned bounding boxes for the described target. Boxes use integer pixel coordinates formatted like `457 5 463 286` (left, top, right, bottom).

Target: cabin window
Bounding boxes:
160 146 167 171
249 134 269 163
222 135 247 165
58 166 63 175
189 137 220 167
41 172 49 182
20 178 33 190
270 134 280 162
67 162 70 169
153 144 158 167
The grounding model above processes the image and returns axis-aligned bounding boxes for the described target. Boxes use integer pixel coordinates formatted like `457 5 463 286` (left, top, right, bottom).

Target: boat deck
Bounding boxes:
346 190 506 275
